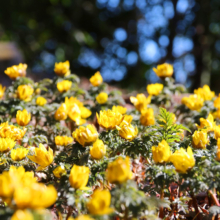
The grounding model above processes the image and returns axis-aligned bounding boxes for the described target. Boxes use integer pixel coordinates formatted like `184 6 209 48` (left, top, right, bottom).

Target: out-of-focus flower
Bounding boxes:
55 136 73 146
153 63 173 78
194 85 215 101
35 88 41 95
72 125 98 146
214 94 220 108
181 95 204 111
16 109 31 126
192 130 209 149
28 144 53 170
11 148 29 161
4 63 27 80
196 114 215 132
90 71 103 87
57 80 72 93
130 93 151 112
147 83 163 96
106 156 132 184
87 189 114 215
96 109 123 130
36 96 47 106
0 84 6 99
122 115 133 125
112 105 127 114
216 139 220 161
117 122 138 141
213 109 220 119
169 147 195 173
152 140 171 163
69 165 90 190
140 108 155 126
214 125 220 140
96 92 108 104
90 139 106 160
54 61 70 76
11 209 33 220
54 103 68 121
53 166 66 178
17 85 34 102
0 137 16 152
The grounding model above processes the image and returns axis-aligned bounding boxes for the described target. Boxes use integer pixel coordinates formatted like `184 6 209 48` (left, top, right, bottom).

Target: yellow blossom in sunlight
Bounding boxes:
214 94 220 108
192 130 209 149
11 209 33 220
11 148 29 161
0 137 16 152
68 104 86 125
90 139 106 160
55 136 73 146
181 94 204 111
153 63 173 78
196 114 215 132
152 140 171 164
96 92 108 104
69 165 90 190
53 166 67 178
54 61 70 76
0 84 6 99
28 143 53 170
4 63 27 80
90 71 103 87
214 125 220 140
147 83 163 96
17 85 34 102
57 80 72 93
213 109 220 119
140 108 155 126
16 109 31 126
130 93 151 112
87 189 114 215
121 115 133 125
36 96 47 106
112 105 127 114
194 85 215 101
96 109 124 130
74 215 95 220
169 147 195 173
54 103 68 121
106 156 132 184
72 124 98 146
117 122 138 141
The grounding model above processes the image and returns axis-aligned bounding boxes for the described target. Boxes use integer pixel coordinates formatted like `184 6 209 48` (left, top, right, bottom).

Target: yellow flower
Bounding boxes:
90 139 106 160
96 109 123 130
17 85 34 102
216 139 220 161
57 80 72 93
147 83 163 96
112 105 127 114
53 166 67 178
0 137 16 152
140 108 155 126
213 109 220 119
11 148 29 161
181 94 204 111
28 144 53 170
130 93 151 112
152 140 171 163
196 114 215 132
36 96 47 106
169 147 195 173
117 122 138 141
69 165 90 190
192 130 209 149
16 109 31 126
54 103 68 121
214 125 220 140
0 122 26 140
106 156 132 184
153 63 173 78
214 94 220 108
0 84 6 99
35 88 41 95
74 215 95 220
87 189 114 215
55 136 73 146
72 125 98 146
54 60 70 76
11 210 33 220
194 85 215 101
4 63 27 80
96 92 108 104
90 71 103 87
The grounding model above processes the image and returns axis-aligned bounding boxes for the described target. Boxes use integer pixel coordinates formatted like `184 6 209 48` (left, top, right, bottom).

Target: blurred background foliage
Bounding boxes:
0 0 220 92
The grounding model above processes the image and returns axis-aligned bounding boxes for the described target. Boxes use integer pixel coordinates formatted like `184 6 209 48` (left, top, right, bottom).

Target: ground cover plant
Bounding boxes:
0 62 220 220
